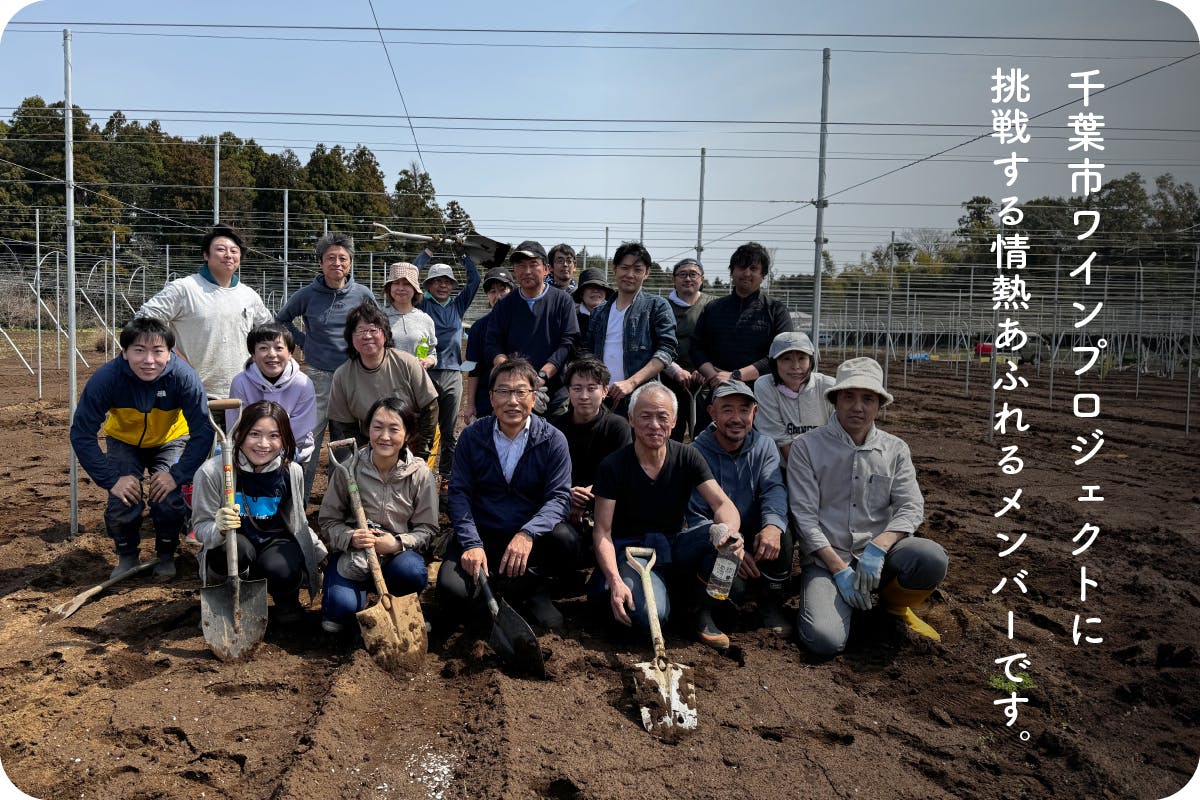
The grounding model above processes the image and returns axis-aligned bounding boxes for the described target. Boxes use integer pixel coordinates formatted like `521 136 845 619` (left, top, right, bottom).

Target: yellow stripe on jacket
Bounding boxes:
103 406 190 448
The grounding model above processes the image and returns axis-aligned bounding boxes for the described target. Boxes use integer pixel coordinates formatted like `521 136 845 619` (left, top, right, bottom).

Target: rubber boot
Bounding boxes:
272 592 305 626
153 552 177 580
879 578 940 641
110 552 140 580
760 583 794 637
695 598 730 651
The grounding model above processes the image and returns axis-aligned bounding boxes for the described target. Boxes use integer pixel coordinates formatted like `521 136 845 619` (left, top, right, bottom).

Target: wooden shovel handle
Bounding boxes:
624 547 667 661
328 440 392 599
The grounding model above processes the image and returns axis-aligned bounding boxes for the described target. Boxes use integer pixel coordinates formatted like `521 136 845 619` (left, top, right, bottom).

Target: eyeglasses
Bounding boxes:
490 387 533 400
353 326 383 338
675 271 702 280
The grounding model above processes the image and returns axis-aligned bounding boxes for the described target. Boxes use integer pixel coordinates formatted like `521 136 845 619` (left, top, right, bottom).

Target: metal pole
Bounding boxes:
903 273 911 387
213 139 220 223
369 252 374 295
1186 245 1197 437
64 29 79 537
55 250 61 368
1049 253 1060 404
811 47 831 347
111 228 117 338
604 226 609 269
883 232 895 390
323 218 328 236
165 243 170 287
695 148 706 262
640 197 645 243
283 187 289 298
1136 262 1144 400
36 208 42 398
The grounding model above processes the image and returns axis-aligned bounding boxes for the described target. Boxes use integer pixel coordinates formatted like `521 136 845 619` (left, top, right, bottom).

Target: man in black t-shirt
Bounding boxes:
590 382 743 650
550 358 632 565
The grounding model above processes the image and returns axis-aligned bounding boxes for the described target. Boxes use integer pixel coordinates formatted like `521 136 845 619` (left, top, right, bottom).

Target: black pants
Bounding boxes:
208 534 305 603
435 523 582 611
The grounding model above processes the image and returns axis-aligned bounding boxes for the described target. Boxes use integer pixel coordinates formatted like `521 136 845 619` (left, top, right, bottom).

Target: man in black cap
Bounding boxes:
484 240 580 417
572 267 614 342
462 266 514 425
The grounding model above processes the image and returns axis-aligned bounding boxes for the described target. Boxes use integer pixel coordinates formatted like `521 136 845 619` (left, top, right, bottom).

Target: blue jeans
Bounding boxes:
321 550 428 625
104 436 189 556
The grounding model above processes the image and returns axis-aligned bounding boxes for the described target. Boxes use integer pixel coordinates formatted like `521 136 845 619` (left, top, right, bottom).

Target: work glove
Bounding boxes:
708 522 740 549
854 542 887 594
833 566 872 611
216 504 241 532
533 387 549 415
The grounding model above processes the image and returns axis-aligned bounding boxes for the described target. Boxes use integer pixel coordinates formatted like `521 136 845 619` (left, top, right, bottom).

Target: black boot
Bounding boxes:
110 552 140 580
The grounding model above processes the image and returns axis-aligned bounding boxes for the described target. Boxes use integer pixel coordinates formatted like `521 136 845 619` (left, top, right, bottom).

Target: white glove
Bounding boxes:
533 387 549 415
709 522 740 549
216 504 241 531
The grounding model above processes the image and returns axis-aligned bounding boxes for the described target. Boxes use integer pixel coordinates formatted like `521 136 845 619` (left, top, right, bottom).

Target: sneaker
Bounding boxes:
153 554 177 580
321 618 344 634
696 608 730 651
760 591 795 637
526 592 564 628
110 553 140 580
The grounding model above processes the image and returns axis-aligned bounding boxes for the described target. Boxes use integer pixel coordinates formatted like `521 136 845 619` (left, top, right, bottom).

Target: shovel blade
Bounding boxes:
357 592 427 673
489 599 545 678
632 658 698 733
200 578 268 661
462 234 511 269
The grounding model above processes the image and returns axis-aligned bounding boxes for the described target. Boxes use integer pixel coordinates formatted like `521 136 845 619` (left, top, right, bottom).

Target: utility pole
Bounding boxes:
811 48 831 346
695 148 706 262
639 197 645 243
282 187 289 297
213 139 220 223
64 28 79 537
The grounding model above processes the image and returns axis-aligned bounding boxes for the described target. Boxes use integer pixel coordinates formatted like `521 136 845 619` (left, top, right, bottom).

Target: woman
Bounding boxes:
318 397 438 634
192 401 327 624
753 331 834 463
382 262 438 369
327 302 439 458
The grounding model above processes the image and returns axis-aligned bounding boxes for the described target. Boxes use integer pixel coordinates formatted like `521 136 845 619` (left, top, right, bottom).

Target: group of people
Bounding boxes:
69 224 948 656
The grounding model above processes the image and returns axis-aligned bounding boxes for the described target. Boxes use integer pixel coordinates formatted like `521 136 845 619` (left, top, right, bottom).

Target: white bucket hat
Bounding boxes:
423 263 458 287
825 357 894 407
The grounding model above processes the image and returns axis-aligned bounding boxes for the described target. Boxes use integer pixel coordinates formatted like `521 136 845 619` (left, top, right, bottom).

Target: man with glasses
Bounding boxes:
276 232 377 501
583 241 677 417
662 257 713 441
546 243 578 292
484 241 580 417
437 358 574 629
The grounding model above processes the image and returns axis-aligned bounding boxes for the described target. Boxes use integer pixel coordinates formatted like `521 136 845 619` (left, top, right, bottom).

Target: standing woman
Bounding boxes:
318 397 438 634
382 262 438 369
191 401 328 624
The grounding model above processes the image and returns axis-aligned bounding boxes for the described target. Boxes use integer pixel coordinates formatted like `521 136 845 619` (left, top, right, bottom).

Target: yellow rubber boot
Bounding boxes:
879 579 941 641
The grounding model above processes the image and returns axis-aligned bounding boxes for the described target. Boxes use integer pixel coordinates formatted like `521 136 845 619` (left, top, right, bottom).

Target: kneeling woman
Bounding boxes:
318 397 437 634
192 401 327 623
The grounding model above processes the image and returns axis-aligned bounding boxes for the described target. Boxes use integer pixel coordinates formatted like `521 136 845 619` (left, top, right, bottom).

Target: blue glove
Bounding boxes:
833 566 872 611
855 542 887 595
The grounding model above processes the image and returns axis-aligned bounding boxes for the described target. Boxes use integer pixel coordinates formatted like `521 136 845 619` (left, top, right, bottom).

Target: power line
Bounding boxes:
364 0 428 177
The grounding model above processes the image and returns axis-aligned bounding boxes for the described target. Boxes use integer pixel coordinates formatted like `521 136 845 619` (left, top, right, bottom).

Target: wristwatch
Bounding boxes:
537 369 549 383
731 369 742 381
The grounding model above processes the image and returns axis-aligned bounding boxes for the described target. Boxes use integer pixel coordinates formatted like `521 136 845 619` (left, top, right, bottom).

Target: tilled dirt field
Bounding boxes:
0 349 1197 800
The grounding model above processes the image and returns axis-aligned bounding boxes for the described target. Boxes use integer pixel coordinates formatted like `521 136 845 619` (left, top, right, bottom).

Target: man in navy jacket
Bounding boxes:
437 358 574 628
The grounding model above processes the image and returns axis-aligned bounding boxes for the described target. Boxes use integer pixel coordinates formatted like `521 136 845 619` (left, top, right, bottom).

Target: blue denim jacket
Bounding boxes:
585 291 677 380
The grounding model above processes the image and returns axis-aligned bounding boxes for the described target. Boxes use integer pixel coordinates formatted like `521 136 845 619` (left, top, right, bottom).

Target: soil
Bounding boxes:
0 343 1197 800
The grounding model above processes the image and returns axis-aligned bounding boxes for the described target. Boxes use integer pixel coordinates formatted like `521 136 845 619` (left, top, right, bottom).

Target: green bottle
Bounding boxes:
415 336 430 359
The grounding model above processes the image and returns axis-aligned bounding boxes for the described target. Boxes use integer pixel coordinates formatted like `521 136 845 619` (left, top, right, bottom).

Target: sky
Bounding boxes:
0 0 1198 278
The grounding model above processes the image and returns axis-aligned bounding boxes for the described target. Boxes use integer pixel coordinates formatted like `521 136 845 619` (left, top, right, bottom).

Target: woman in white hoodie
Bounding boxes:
192 401 328 624
753 331 835 464
317 396 439 634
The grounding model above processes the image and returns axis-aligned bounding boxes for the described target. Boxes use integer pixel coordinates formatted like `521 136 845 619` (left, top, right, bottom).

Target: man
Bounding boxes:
461 266 514 426
138 224 272 400
437 358 574 629
686 380 791 637
70 317 214 579
546 243 578 292
591 382 743 649
661 257 713 441
484 240 580 416
691 242 793 431
415 252 481 488
584 242 677 416
549 357 632 562
275 232 376 500
572 267 614 342
788 357 949 655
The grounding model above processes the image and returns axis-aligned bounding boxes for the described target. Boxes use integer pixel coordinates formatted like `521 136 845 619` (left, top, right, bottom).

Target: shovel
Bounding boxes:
371 223 511 269
48 561 157 621
476 569 545 678
199 398 268 662
624 546 698 734
326 439 427 672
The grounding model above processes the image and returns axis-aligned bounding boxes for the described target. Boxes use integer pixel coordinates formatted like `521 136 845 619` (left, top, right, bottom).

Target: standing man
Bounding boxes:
662 257 713 441
275 232 376 501
138 224 272 400
687 380 791 637
691 242 793 432
416 252 481 491
789 357 949 655
584 242 677 416
437 358 574 628
546 243 578 293
484 241 580 417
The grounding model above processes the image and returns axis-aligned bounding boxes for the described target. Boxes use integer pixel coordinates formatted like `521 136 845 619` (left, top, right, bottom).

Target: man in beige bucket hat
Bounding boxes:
787 357 948 654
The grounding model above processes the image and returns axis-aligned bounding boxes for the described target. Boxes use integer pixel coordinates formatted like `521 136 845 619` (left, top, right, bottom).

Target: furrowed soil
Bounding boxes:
0 343 1197 799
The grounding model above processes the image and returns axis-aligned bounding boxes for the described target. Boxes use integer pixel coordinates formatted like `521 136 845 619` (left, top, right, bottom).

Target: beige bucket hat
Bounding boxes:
825 357 894 407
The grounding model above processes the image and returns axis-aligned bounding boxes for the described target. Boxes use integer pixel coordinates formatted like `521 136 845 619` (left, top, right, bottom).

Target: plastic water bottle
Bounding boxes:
706 542 741 600
415 336 430 359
